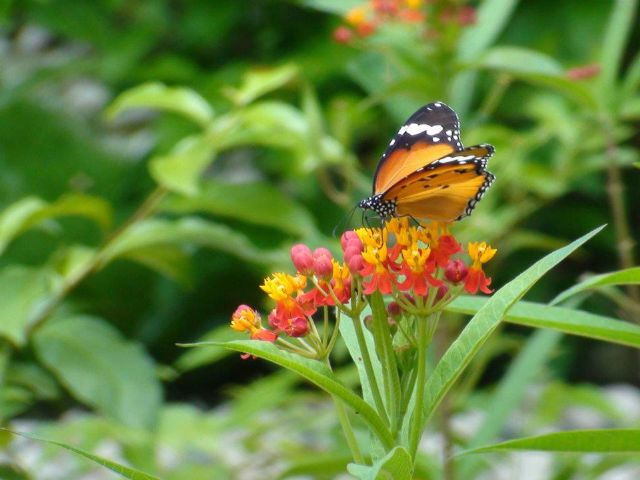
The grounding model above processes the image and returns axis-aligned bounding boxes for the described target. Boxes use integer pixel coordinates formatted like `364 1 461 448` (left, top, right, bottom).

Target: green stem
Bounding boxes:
351 304 389 425
408 319 428 460
369 291 402 437
27 186 168 334
326 358 365 464
409 312 437 460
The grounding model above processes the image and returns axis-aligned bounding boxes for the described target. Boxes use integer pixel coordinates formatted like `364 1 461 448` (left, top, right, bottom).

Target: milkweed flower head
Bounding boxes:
230 220 495 359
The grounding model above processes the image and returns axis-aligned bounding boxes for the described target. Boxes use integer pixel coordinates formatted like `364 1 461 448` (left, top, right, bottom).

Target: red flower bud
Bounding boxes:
357 21 377 37
387 301 402 318
445 259 468 284
566 63 601 80
436 284 449 302
285 316 309 337
458 6 477 26
313 248 334 279
333 26 353 44
291 244 314 275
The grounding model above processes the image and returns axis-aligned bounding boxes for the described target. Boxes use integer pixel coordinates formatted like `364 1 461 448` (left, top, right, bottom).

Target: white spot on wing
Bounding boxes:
437 154 476 163
398 123 444 136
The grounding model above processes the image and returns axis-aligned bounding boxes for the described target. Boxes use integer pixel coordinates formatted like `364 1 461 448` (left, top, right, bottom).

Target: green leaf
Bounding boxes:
348 446 413 480
2 428 159 480
106 82 213 127
339 309 387 415
0 197 48 255
452 0 520 115
474 46 564 76
123 245 192 285
459 429 640 455
100 217 288 270
0 195 112 255
598 0 638 100
0 266 59 346
419 225 605 430
222 64 298 106
180 339 394 449
447 296 640 348
149 134 217 196
278 453 353 479
455 329 562 478
297 0 362 14
33 315 162 429
173 325 237 372
163 180 319 238
469 47 597 109
552 267 640 304
31 193 113 232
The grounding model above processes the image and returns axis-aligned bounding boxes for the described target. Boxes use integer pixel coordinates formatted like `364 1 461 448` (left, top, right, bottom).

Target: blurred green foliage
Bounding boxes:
0 0 639 478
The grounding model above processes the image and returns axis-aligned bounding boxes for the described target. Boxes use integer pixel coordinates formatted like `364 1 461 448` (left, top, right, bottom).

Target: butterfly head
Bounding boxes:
358 194 397 219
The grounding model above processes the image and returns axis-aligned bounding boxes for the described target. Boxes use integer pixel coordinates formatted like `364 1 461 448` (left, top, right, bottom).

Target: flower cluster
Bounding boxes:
230 219 496 355
333 0 425 44
333 0 477 45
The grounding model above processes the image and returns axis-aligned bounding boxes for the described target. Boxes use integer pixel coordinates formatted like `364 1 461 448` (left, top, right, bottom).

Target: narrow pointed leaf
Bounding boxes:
421 225 604 427
2 428 160 480
552 267 640 305
456 329 562 478
180 340 394 449
447 295 640 348
459 429 640 455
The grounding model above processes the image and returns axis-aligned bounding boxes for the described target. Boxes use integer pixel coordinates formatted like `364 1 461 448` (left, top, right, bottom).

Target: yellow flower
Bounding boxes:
468 242 497 267
359 228 389 273
231 305 261 334
260 272 307 302
332 259 350 292
405 0 423 9
401 240 431 273
345 5 368 26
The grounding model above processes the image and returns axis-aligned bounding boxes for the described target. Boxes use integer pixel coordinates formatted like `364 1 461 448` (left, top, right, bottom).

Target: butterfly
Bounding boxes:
358 102 495 223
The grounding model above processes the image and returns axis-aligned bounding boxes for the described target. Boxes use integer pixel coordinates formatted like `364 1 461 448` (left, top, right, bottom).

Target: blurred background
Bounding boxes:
1 0 639 478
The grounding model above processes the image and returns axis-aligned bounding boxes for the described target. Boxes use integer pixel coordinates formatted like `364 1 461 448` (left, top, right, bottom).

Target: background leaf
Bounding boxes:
460 429 640 455
2 428 160 480
106 83 213 127
33 315 162 428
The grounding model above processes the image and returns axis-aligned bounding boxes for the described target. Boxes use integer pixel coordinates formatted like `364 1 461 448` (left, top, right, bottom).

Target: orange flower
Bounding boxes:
230 305 277 343
359 228 394 294
464 242 497 294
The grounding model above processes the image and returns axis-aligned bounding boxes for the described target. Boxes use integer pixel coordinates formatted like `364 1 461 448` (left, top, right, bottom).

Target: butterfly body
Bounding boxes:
359 102 495 223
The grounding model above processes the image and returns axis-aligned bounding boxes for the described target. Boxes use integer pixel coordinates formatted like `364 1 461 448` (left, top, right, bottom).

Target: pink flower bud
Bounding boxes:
445 259 468 284
333 26 353 44
340 231 356 249
291 243 314 274
347 253 364 274
313 248 334 279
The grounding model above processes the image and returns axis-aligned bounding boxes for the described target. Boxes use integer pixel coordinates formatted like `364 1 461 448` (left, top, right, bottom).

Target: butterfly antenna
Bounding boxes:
333 204 359 238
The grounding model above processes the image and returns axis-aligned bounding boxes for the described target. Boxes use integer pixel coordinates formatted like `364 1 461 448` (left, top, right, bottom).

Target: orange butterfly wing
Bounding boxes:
360 102 495 223
373 102 462 194
384 145 495 222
